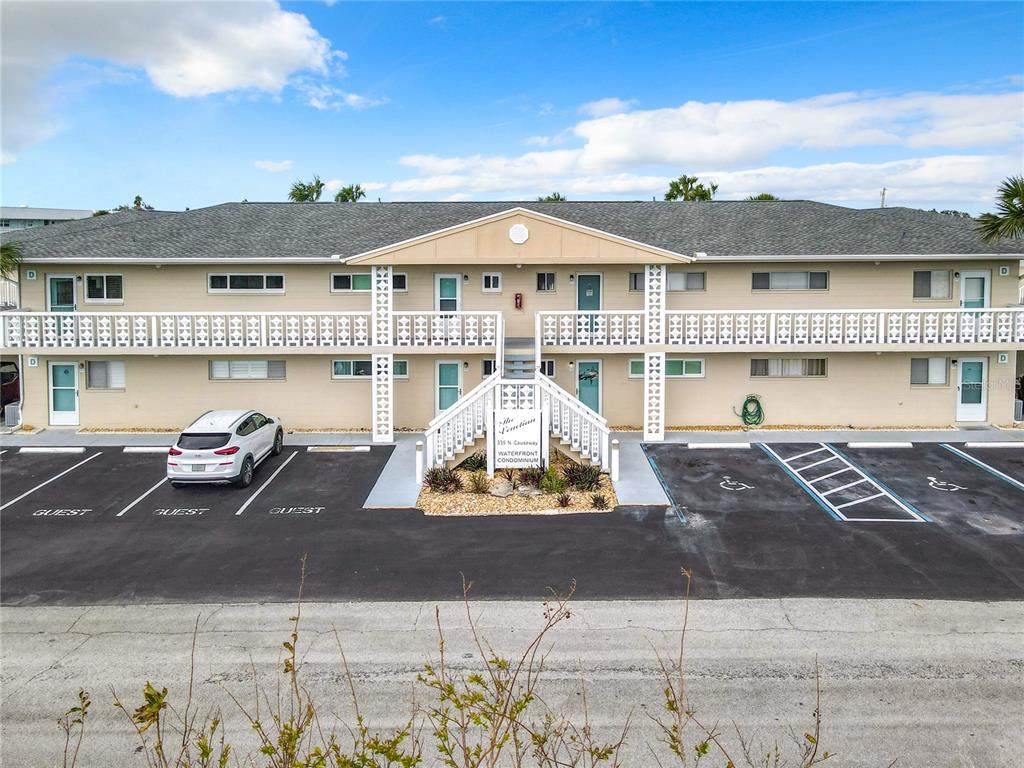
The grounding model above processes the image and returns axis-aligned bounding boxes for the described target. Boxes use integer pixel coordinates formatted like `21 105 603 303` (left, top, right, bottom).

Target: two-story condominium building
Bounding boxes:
2 201 1022 467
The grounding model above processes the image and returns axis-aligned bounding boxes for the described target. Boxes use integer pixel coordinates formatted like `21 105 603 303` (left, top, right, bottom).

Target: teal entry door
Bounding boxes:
576 274 601 311
436 275 460 313
960 273 988 309
436 361 461 413
48 276 76 312
577 361 601 414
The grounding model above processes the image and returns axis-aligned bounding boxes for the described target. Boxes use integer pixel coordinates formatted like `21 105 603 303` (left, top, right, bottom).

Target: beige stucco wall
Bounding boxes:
20 351 1015 432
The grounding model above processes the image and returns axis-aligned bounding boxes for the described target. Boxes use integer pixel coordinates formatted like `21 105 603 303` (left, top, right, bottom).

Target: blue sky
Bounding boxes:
1 1 1021 213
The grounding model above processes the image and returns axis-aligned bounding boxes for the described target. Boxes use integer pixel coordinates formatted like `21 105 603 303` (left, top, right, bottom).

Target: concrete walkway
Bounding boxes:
364 433 423 508
611 432 671 505
2 598 1021 767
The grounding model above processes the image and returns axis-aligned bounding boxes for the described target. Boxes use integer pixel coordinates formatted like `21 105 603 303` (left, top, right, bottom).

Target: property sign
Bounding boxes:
493 409 543 468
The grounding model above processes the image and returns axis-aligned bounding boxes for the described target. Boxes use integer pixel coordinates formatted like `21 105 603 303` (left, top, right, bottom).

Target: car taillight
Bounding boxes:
168 447 182 456
214 446 239 455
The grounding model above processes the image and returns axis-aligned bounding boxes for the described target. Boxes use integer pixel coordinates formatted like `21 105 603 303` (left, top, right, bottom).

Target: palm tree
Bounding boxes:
746 193 779 201
334 184 366 203
976 176 1024 243
0 241 23 279
537 192 566 202
288 175 325 202
664 174 717 201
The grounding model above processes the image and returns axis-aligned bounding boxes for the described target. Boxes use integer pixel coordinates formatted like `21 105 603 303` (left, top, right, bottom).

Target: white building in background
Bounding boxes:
0 207 94 230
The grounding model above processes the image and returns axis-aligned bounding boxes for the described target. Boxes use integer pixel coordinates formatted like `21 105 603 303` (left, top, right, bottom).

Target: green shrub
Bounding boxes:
518 466 545 487
500 467 519 489
556 492 572 508
458 452 487 471
590 493 608 510
540 467 568 494
469 470 490 494
563 462 602 491
423 467 462 492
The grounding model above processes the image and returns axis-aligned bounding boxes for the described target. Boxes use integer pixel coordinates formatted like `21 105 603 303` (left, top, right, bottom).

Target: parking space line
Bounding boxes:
116 477 168 517
234 451 298 516
0 453 102 511
835 492 886 510
785 446 829 462
808 467 854 484
940 444 1024 493
19 447 86 454
760 443 927 523
821 478 870 496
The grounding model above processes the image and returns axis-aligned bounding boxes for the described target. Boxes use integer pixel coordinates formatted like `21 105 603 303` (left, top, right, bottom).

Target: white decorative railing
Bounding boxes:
536 308 1024 348
535 372 609 469
425 371 501 469
392 311 501 347
423 372 610 472
0 310 504 350
0 277 19 309
537 310 645 346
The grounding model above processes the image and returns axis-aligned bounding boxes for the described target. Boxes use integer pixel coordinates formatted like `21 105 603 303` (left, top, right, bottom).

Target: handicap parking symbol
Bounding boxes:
927 476 966 492
720 475 754 492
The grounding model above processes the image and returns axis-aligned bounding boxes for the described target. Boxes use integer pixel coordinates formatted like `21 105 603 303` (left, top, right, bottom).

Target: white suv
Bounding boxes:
168 410 284 488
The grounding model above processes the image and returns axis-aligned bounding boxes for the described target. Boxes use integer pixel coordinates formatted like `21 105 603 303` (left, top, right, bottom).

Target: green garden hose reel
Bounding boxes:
736 394 764 427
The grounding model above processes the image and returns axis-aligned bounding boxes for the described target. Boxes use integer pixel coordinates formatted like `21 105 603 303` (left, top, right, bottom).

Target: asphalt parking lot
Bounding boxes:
1 441 1022 604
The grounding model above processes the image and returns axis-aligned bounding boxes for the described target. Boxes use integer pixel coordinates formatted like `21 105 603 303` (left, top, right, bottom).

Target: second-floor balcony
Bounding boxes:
537 308 1024 350
0 310 503 352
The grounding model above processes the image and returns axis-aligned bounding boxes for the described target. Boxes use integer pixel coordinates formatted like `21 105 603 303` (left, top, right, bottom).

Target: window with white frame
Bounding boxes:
536 272 556 292
629 358 703 378
482 272 502 293
84 274 123 302
667 272 706 291
912 270 951 299
331 273 372 292
210 360 286 380
750 358 827 377
539 360 555 377
482 359 497 377
86 361 125 389
331 359 373 379
911 357 948 385
208 273 285 293
392 273 408 292
628 272 644 292
751 271 828 291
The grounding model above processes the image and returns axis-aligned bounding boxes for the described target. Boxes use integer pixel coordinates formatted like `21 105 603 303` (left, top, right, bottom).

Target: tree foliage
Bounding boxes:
0 241 23 278
664 174 718 201
746 193 779 201
288 175 325 203
975 176 1024 243
537 192 566 202
334 184 366 203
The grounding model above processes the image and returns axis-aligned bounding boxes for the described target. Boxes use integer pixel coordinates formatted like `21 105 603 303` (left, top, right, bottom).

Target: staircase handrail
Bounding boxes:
425 370 502 432
534 371 609 427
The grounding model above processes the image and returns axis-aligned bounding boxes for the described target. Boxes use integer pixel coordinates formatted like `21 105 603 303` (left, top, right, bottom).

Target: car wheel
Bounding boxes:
271 429 284 456
235 456 255 488
170 481 183 489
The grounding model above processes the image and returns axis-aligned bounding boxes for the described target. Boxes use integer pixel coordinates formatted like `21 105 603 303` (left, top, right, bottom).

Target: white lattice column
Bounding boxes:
372 353 394 443
372 265 393 347
643 351 665 442
644 265 665 344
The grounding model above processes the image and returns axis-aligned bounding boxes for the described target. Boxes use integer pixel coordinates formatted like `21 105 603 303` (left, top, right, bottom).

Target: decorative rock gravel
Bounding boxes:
418 469 617 516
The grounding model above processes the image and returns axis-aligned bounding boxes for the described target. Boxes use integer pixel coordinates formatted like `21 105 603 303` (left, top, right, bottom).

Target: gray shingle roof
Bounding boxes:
2 201 1019 260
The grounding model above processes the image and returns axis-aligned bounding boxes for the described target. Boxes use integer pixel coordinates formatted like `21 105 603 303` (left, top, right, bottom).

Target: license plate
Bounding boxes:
191 464 205 472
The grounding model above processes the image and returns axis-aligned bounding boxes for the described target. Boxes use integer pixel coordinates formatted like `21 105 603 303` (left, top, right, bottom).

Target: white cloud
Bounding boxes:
254 159 294 173
578 97 635 118
386 87 1021 210
1 1 339 159
296 81 388 111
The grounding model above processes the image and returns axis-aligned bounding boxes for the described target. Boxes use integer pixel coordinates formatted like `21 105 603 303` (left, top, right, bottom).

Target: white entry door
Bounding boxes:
959 270 990 309
48 361 80 426
956 357 987 422
436 360 462 414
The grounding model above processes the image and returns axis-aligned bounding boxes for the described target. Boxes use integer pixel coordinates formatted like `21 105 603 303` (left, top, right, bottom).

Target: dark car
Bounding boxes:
1 361 20 415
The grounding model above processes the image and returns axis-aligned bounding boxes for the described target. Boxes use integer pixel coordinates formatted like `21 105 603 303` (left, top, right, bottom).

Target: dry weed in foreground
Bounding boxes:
58 560 840 768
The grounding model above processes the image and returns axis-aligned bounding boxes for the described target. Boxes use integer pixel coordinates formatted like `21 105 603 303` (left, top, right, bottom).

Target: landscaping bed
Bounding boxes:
416 453 617 516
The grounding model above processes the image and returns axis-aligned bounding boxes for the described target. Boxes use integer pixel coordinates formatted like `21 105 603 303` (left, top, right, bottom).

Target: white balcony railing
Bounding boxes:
536 308 1024 348
392 311 501 347
0 310 503 350
0 277 18 309
537 310 646 346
